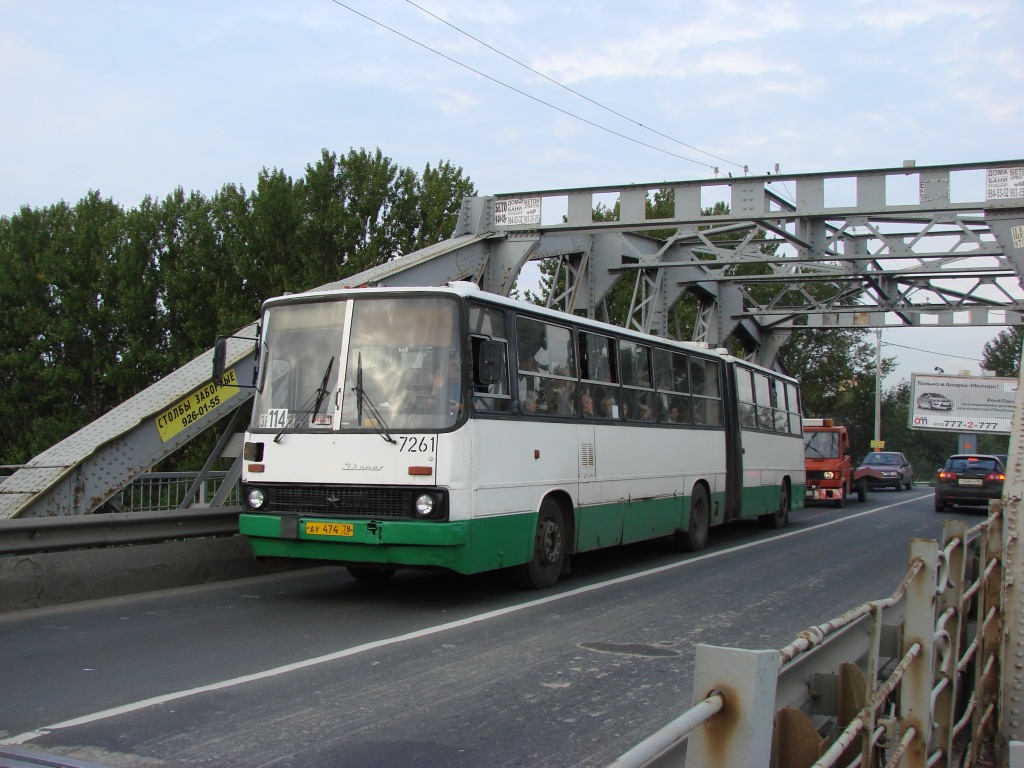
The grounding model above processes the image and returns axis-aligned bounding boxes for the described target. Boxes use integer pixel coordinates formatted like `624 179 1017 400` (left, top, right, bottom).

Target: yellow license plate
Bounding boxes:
305 522 354 537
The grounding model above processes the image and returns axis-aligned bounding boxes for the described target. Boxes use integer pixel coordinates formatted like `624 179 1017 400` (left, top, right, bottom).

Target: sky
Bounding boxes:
1 0 1021 387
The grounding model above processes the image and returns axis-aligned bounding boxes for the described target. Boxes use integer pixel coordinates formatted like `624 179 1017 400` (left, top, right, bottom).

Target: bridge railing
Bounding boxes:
1 470 240 514
0 471 242 555
609 509 1004 767
110 470 240 512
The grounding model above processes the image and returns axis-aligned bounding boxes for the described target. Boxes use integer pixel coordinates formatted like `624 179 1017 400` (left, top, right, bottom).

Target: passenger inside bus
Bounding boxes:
518 351 540 396
600 394 618 419
581 390 595 418
431 356 462 415
636 398 654 422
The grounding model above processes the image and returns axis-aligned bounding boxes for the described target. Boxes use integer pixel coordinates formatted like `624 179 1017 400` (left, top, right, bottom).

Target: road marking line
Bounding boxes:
0 496 922 745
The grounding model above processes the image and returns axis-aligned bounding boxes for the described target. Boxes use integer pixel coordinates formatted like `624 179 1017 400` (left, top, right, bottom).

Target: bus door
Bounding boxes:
722 363 744 522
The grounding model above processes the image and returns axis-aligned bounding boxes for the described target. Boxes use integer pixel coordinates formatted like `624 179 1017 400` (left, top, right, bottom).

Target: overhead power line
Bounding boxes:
403 0 744 171
883 340 983 362
328 0 717 170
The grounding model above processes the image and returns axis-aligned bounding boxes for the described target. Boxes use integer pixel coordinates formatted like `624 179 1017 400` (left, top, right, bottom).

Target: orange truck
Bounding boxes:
802 418 868 507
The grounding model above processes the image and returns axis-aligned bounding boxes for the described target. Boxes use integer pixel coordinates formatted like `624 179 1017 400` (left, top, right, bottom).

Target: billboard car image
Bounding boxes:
916 392 952 410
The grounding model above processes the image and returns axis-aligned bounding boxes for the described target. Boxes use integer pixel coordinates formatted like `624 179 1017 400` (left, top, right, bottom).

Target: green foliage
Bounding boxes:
982 326 1023 377
779 328 888 456
0 148 474 468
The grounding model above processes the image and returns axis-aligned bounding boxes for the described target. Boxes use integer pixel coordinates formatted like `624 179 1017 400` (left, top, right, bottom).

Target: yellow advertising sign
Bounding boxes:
156 369 240 442
870 439 885 449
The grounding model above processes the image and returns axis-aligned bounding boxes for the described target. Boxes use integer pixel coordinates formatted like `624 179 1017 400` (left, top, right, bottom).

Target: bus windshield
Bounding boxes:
339 297 461 431
253 300 347 432
803 430 840 459
252 295 463 434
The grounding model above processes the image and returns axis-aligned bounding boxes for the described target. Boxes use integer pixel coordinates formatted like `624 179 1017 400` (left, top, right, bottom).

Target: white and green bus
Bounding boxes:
229 282 805 588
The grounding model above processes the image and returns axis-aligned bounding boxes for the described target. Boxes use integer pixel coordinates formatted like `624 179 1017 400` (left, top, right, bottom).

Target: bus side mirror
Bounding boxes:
212 336 227 384
476 340 503 385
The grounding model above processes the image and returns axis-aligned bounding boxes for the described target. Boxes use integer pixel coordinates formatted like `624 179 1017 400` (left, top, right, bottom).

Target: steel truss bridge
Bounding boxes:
3 158 1023 523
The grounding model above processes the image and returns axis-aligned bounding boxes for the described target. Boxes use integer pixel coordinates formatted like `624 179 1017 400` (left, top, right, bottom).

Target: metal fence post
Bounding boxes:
899 538 938 767
932 520 968 762
978 507 1005 766
685 645 780 768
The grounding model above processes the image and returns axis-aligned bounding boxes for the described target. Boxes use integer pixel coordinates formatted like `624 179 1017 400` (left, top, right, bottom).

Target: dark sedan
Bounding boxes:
934 454 1005 512
859 451 914 491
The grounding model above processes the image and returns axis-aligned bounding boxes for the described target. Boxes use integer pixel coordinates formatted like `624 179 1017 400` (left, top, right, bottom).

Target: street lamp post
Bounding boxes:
874 329 882 452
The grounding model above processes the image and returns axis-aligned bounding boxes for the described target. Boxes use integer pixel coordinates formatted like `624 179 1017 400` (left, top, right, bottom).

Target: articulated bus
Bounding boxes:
226 282 806 588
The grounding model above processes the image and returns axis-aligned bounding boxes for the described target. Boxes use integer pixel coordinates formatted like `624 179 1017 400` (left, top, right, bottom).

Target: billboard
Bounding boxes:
909 373 1018 434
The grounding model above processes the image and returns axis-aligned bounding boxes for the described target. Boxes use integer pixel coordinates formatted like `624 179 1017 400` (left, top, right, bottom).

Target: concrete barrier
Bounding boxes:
0 536 309 614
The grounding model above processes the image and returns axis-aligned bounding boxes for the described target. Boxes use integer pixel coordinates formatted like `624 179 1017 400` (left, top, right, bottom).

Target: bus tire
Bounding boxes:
513 499 566 589
676 485 710 552
760 484 790 529
347 566 397 583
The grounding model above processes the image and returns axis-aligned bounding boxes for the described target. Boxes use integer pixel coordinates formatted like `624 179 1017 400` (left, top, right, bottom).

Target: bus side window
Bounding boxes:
579 332 620 418
786 382 802 434
752 372 773 430
471 335 511 413
772 378 789 432
692 358 723 426
735 366 757 429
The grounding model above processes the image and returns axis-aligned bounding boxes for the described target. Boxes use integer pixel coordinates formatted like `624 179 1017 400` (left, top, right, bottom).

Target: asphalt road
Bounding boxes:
0 488 972 767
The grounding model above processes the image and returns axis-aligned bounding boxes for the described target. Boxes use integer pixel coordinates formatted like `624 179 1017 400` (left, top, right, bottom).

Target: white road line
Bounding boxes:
1 495 923 745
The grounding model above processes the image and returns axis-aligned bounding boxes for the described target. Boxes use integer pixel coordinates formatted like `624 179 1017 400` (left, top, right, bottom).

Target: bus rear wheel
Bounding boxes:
675 485 709 552
513 499 566 589
760 484 790 529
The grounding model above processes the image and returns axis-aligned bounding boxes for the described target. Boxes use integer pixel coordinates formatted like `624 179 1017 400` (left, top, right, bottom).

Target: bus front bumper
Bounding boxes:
238 512 532 574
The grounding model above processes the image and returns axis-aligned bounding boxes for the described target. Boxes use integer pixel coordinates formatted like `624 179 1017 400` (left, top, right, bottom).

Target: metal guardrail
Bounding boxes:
0 471 243 555
610 508 1003 767
0 506 241 555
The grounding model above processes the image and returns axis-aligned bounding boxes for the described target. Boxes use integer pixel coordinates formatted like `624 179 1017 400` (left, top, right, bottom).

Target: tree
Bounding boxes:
0 205 59 464
415 160 477 247
0 147 477 468
779 329 890 457
982 326 1023 377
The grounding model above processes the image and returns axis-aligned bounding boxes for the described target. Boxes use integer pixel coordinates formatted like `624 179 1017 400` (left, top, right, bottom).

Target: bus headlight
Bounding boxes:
415 494 436 518
247 488 267 510
823 471 834 479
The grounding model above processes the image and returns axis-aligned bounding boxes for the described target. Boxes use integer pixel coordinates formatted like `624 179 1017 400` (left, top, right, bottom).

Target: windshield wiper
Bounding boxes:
274 356 335 444
313 356 334 416
353 354 396 444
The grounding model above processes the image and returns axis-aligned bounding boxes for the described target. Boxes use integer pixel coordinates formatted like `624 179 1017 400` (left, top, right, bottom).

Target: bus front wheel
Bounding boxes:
676 485 710 552
760 484 790 529
513 500 566 589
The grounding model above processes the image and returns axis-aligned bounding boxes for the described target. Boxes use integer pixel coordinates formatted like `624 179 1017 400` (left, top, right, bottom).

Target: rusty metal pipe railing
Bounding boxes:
606 691 724 768
778 557 924 667
809 642 923 768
